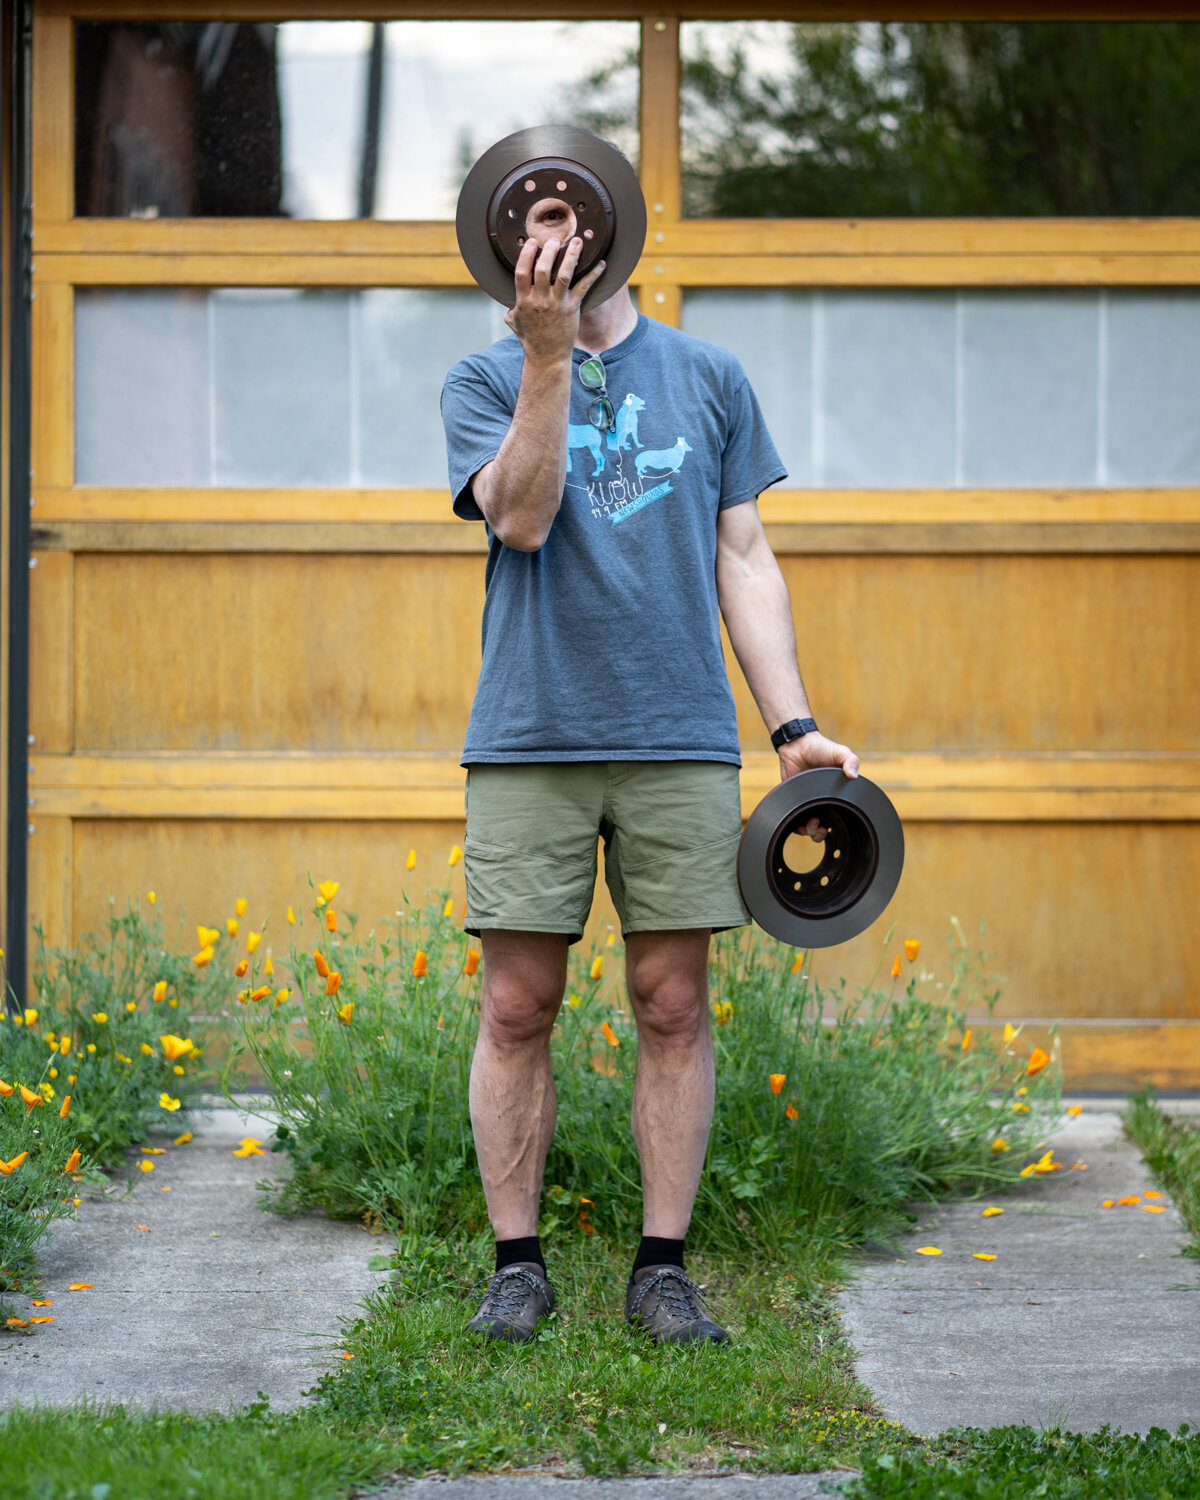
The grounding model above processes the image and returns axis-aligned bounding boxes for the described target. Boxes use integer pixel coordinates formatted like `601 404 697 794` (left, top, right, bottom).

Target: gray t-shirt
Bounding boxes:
440 313 786 765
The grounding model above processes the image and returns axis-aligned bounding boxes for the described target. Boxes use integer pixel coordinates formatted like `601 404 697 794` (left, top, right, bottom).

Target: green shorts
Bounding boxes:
463 761 750 944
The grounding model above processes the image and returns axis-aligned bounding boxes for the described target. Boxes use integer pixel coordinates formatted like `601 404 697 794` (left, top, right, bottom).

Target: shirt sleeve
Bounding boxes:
718 375 788 510
440 368 515 521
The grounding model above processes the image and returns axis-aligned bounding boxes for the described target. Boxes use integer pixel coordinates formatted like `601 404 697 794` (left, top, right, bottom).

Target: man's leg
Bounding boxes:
624 928 714 1238
470 929 569 1240
622 928 729 1344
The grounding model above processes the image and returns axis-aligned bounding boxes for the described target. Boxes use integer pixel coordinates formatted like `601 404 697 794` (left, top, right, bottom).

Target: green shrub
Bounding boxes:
226 880 1063 1267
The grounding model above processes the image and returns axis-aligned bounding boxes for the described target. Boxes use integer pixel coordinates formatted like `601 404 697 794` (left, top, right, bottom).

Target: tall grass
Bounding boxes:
225 883 1063 1267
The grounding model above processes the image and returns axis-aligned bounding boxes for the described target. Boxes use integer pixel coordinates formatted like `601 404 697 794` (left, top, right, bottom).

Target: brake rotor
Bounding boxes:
738 769 905 949
456 125 646 312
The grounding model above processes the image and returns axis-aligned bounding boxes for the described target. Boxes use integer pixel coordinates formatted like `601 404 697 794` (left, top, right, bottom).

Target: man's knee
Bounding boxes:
479 937 566 1047
628 965 707 1043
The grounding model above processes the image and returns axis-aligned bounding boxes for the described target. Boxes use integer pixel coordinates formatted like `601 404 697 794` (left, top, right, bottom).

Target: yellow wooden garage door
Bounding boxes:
23 3 1200 1087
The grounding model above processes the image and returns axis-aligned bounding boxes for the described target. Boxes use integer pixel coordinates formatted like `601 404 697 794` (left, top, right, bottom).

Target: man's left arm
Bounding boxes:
716 500 860 788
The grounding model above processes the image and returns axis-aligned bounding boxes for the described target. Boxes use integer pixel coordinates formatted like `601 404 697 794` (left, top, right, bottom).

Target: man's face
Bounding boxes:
521 191 597 254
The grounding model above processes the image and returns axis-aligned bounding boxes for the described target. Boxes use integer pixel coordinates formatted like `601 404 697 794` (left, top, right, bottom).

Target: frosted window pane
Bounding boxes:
75 290 210 485
1105 293 1200 486
358 291 503 488
822 294 956 487
680 289 811 486
960 292 1098 486
212 289 351 485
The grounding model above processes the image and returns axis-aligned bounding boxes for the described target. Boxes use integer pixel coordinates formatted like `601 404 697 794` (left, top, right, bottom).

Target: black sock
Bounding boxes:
632 1235 686 1278
495 1235 545 1274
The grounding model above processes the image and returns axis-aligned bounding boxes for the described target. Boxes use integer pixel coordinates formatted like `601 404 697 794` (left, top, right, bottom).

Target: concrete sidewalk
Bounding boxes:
837 1103 1200 1437
0 1101 392 1411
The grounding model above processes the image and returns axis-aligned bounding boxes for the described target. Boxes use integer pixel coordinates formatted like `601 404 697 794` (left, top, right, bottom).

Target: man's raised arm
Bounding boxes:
471 232 605 552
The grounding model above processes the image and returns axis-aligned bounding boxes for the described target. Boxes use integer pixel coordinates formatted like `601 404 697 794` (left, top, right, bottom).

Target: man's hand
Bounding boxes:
504 231 606 364
778 733 861 843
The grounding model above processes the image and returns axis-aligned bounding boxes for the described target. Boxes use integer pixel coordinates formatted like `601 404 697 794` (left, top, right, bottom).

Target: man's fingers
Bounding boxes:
533 236 560 288
839 747 861 779
570 259 607 306
555 237 583 288
804 816 828 843
513 235 539 296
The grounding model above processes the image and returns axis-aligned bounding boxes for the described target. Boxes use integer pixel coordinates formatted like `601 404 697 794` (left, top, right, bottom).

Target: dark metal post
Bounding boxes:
356 22 385 220
5 0 32 1011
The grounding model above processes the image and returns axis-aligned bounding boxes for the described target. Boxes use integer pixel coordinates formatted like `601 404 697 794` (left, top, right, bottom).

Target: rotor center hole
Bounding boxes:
780 830 824 875
525 197 577 247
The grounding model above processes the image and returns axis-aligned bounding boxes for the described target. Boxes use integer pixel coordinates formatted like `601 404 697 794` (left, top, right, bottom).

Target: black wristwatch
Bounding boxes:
771 717 819 751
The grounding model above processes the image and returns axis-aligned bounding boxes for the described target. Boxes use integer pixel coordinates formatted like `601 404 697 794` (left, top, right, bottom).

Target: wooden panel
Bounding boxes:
33 218 1200 260
30 11 72 222
28 549 73 752
30 487 1200 554
30 281 72 487
27 750 1200 823
806 820 1200 1024
27 814 73 950
70 818 470 957
640 17 680 223
970 1021 1200 1094
73 553 484 752
731 555 1200 754
35 250 1200 290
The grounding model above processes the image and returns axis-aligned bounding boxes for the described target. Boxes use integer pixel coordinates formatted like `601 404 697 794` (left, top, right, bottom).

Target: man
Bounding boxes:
441 160 859 1347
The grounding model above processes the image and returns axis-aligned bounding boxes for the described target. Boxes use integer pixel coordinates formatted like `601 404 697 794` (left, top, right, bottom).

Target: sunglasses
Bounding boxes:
578 355 616 433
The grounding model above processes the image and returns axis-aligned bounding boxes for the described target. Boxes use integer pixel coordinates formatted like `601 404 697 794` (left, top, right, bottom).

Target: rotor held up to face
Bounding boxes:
456 125 647 312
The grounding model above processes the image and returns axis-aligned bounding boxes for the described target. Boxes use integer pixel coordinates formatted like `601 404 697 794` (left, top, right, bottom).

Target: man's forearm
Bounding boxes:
718 546 812 731
474 355 572 552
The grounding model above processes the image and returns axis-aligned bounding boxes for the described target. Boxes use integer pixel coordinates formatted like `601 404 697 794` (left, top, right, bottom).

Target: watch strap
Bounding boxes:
771 717 819 750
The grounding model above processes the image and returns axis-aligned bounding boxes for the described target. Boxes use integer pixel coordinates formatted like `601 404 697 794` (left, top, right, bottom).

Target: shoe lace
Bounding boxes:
475 1266 547 1318
630 1267 714 1325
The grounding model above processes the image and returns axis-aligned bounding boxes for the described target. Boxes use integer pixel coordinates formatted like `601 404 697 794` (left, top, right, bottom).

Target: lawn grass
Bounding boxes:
1121 1088 1200 1260
843 1422 1200 1499
313 1235 919 1477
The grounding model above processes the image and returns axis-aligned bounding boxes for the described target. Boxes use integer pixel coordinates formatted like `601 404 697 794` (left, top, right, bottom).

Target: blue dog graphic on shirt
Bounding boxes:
635 437 692 477
606 394 646 453
566 423 605 477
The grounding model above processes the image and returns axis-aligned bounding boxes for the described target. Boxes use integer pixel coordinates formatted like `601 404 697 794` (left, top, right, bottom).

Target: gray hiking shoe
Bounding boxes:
625 1264 730 1345
466 1262 555 1343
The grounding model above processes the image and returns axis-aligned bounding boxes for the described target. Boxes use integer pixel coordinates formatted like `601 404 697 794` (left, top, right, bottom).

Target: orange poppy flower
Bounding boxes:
250 985 271 1002
890 955 901 978
235 959 249 978
0 1152 28 1176
325 908 337 933
0 1079 13 1097
412 951 427 978
769 1073 786 1095
63 1149 82 1174
313 951 330 979
464 949 480 977
1026 1046 1050 1077
326 972 342 996
785 1101 798 1121
601 1022 619 1047
19 1084 42 1115
58 1094 71 1119
904 939 920 962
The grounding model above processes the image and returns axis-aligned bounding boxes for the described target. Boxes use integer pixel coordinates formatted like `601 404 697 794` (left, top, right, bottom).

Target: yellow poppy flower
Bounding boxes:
138 1160 155 1173
443 897 453 918
914 1247 941 1256
23 1007 37 1026
972 1253 996 1261
264 955 273 977
92 1012 108 1025
287 906 295 925
226 918 238 938
449 844 463 866
153 981 168 1003
1003 1022 1015 1043
159 1093 181 1111
247 932 261 954
904 939 920 962
317 881 339 905
590 955 603 981
273 988 291 1006
990 1138 1008 1153
159 1034 194 1062
197 926 220 948
336 1001 353 1025
406 849 416 870
193 945 214 968
961 1030 972 1050
982 1207 1004 1218
140 1043 154 1056
235 897 247 917
232 1138 266 1158
174 1132 193 1145
147 891 156 904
